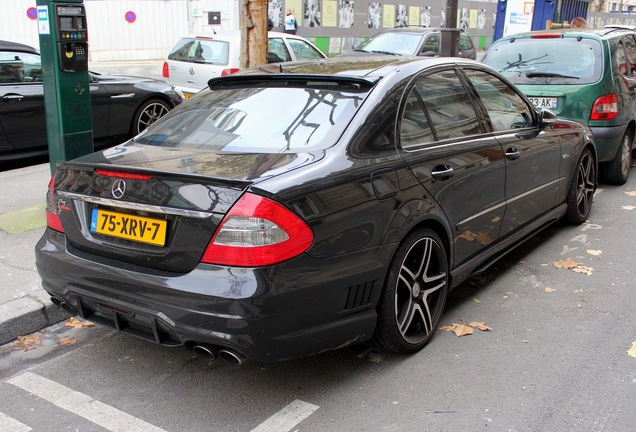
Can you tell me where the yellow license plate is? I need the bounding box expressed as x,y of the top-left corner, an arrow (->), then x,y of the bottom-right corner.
90,209 -> 167,246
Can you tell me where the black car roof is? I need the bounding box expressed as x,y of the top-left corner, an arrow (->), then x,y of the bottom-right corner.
0,40 -> 39,54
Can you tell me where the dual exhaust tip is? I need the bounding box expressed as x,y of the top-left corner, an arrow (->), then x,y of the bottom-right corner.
50,296 -> 247,366
192,344 -> 247,366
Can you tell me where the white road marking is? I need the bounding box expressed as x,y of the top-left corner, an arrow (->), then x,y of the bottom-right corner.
250,399 -> 319,432
0,411 -> 32,432
7,372 -> 167,432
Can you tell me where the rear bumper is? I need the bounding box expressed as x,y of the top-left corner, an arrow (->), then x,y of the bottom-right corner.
35,229 -> 387,362
590,125 -> 626,162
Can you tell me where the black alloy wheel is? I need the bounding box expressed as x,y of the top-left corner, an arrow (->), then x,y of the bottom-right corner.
566,148 -> 596,224
372,228 -> 448,353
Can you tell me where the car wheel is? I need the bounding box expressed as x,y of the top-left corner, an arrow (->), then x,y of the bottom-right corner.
566,148 -> 596,224
131,99 -> 171,136
372,228 -> 448,353
601,130 -> 632,185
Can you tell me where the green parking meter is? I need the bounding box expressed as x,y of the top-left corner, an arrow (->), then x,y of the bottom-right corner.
36,0 -> 93,173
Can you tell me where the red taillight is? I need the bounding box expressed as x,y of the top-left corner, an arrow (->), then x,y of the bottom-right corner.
201,193 -> 314,267
45,171 -> 64,233
95,169 -> 151,180
590,94 -> 618,121
221,68 -> 240,76
162,61 -> 169,78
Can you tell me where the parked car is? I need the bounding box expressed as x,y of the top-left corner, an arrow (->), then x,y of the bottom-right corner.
482,28 -> 636,185
0,40 -> 183,163
162,31 -> 327,98
36,55 -> 597,364
341,27 -> 477,59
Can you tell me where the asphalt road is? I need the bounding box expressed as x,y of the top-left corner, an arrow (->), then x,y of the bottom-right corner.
0,166 -> 635,431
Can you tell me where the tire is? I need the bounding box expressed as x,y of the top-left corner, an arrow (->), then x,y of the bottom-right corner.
601,130 -> 632,185
565,148 -> 596,224
130,99 -> 171,136
372,228 -> 448,353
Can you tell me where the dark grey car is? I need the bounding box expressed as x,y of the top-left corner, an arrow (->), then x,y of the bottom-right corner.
36,56 -> 596,363
341,27 -> 477,59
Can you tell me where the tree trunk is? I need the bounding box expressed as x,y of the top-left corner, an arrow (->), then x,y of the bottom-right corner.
240,0 -> 268,69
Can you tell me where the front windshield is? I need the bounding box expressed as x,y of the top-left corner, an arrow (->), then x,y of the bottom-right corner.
134,83 -> 368,153
483,37 -> 602,85
356,32 -> 422,56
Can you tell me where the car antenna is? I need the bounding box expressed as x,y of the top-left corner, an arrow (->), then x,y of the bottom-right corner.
279,64 -> 284,73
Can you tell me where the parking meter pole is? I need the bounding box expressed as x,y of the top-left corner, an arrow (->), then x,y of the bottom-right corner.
440,0 -> 459,57
36,0 -> 93,174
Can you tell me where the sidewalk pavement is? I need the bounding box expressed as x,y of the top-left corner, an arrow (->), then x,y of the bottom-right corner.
0,163 -> 70,346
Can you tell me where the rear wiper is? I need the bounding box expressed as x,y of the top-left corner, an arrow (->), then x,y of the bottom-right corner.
526,72 -> 579,79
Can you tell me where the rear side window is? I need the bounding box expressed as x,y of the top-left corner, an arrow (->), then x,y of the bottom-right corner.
484,37 -> 602,85
459,34 -> 473,51
168,38 -> 230,66
134,79 -> 370,153
400,69 -> 481,147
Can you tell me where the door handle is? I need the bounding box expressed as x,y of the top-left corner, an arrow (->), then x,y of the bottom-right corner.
506,148 -> 520,160
431,165 -> 454,181
2,94 -> 24,102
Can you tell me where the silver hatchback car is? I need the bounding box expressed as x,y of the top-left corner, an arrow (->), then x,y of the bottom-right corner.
162,31 -> 327,99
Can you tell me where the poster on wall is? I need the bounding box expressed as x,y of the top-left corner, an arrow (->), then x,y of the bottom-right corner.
382,4 -> 394,28
339,0 -> 354,28
323,0 -> 338,27
304,0 -> 322,27
420,6 -> 431,27
287,0 -> 303,28
396,5 -> 408,27
409,6 -> 419,26
503,0 -> 535,37
368,3 -> 381,28
269,0 -> 283,28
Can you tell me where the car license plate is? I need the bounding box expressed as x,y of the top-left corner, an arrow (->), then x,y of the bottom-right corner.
90,209 -> 167,246
528,97 -> 557,109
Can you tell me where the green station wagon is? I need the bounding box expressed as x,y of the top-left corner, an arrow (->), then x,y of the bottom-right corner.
482,28 -> 636,184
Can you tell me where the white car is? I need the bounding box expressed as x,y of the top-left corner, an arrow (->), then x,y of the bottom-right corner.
162,31 -> 327,98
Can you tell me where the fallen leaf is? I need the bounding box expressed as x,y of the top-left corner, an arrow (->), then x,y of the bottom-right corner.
571,266 -> 593,276
475,231 -> 493,246
468,322 -> 492,331
622,205 -> 636,210
11,334 -> 42,351
545,287 -> 557,293
64,317 -> 95,329
628,342 -> 636,358
473,299 -> 481,304
586,250 -> 602,256
58,337 -> 77,346
554,258 -> 581,269
625,191 -> 636,196
440,323 -> 473,336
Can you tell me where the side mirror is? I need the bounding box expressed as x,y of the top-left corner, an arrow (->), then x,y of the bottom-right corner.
539,108 -> 557,127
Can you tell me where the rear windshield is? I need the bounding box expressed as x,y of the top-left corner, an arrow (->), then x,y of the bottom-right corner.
483,37 -> 602,85
134,81 -> 370,153
167,38 -> 230,66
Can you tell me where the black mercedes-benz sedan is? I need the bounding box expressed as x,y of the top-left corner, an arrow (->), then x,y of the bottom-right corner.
0,40 -> 183,163
35,55 -> 597,364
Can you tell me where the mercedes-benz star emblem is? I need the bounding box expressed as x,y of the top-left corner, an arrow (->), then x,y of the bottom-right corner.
111,179 -> 126,199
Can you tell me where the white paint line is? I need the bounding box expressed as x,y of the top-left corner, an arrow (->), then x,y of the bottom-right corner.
7,372 -> 167,432
250,399 -> 319,432
0,411 -> 32,432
